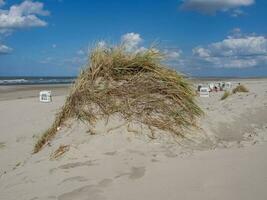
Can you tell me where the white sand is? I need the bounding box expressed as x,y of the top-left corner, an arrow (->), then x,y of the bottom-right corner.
0,79 -> 267,200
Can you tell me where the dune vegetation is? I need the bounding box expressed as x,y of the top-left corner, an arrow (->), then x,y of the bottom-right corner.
221,91 -> 231,100
232,84 -> 249,94
34,44 -> 203,153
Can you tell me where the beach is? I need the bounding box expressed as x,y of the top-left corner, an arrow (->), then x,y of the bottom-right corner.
0,84 -> 70,101
0,79 -> 267,200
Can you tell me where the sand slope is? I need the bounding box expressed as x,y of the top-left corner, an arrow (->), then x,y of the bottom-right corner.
0,79 -> 267,200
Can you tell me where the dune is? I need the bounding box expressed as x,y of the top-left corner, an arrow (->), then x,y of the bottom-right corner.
34,45 -> 202,153
0,46 -> 267,199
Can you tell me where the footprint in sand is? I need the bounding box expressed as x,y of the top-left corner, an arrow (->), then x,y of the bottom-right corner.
57,185 -> 105,200
103,151 -> 117,156
115,166 -> 146,180
59,176 -> 88,185
49,160 -> 98,174
164,151 -> 178,158
29,197 -> 38,200
58,160 -> 97,170
58,178 -> 112,200
98,178 -> 113,187
129,167 -> 146,179
127,149 -> 146,156
16,136 -> 27,143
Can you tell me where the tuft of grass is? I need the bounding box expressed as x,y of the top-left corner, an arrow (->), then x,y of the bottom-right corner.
0,142 -> 6,149
221,91 -> 231,100
34,43 -> 203,153
232,84 -> 249,94
50,145 -> 70,160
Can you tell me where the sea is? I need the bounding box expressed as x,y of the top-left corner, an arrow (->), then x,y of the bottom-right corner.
1,76 -> 265,86
0,77 -> 76,85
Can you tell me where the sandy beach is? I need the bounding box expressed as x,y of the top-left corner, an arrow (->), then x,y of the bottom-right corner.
0,84 -> 70,101
0,79 -> 267,200
1,0 -> 267,199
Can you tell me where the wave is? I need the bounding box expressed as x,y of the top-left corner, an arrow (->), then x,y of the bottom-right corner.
0,77 -> 75,85
0,79 -> 28,84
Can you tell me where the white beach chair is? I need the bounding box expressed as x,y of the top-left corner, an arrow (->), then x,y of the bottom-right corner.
225,82 -> 232,90
197,84 -> 203,92
199,87 -> 210,97
209,83 -> 214,92
39,91 -> 52,102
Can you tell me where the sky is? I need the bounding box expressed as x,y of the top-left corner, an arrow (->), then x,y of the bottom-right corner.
0,0 -> 267,77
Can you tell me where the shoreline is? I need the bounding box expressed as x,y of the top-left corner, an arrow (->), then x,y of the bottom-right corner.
1,77 -> 267,101
0,84 -> 71,101
0,78 -> 267,199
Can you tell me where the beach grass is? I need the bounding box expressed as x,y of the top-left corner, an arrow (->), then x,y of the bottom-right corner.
0,142 -> 6,149
34,44 -> 203,153
221,91 -> 231,100
50,145 -> 70,160
232,84 -> 249,94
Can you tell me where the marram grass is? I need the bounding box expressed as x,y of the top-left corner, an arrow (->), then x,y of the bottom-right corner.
221,91 -> 231,100
232,84 -> 249,94
34,44 -> 203,153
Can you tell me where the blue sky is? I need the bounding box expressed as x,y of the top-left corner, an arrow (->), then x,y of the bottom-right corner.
0,0 -> 267,77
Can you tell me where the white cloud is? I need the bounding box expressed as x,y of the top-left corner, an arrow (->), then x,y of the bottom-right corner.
0,0 -> 5,7
0,0 -> 49,30
97,40 -> 107,49
120,33 -> 183,62
77,49 -> 85,55
40,55 -> 87,66
164,49 -> 182,60
192,34 -> 267,68
192,47 -> 210,57
64,56 -> 87,65
121,32 -> 143,51
181,0 -> 254,15
231,8 -> 245,17
205,36 -> 266,57
0,28 -> 12,35
0,43 -> 12,54
0,1 -> 49,55
229,27 -> 242,38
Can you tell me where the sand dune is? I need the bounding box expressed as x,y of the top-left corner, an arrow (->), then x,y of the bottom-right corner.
0,79 -> 267,200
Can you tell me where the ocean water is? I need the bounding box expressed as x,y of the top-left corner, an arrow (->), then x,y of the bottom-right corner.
0,77 -> 76,85
1,76 -> 265,86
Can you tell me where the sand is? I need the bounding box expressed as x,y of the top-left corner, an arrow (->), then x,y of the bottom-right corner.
0,84 -> 70,101
0,79 -> 267,200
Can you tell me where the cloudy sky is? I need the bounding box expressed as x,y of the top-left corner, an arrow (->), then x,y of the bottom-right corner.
0,0 -> 267,77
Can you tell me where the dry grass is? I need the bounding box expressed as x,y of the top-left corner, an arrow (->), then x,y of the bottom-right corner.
50,145 -> 70,159
0,142 -> 5,149
34,44 -> 203,153
221,91 -> 231,100
232,84 -> 249,94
